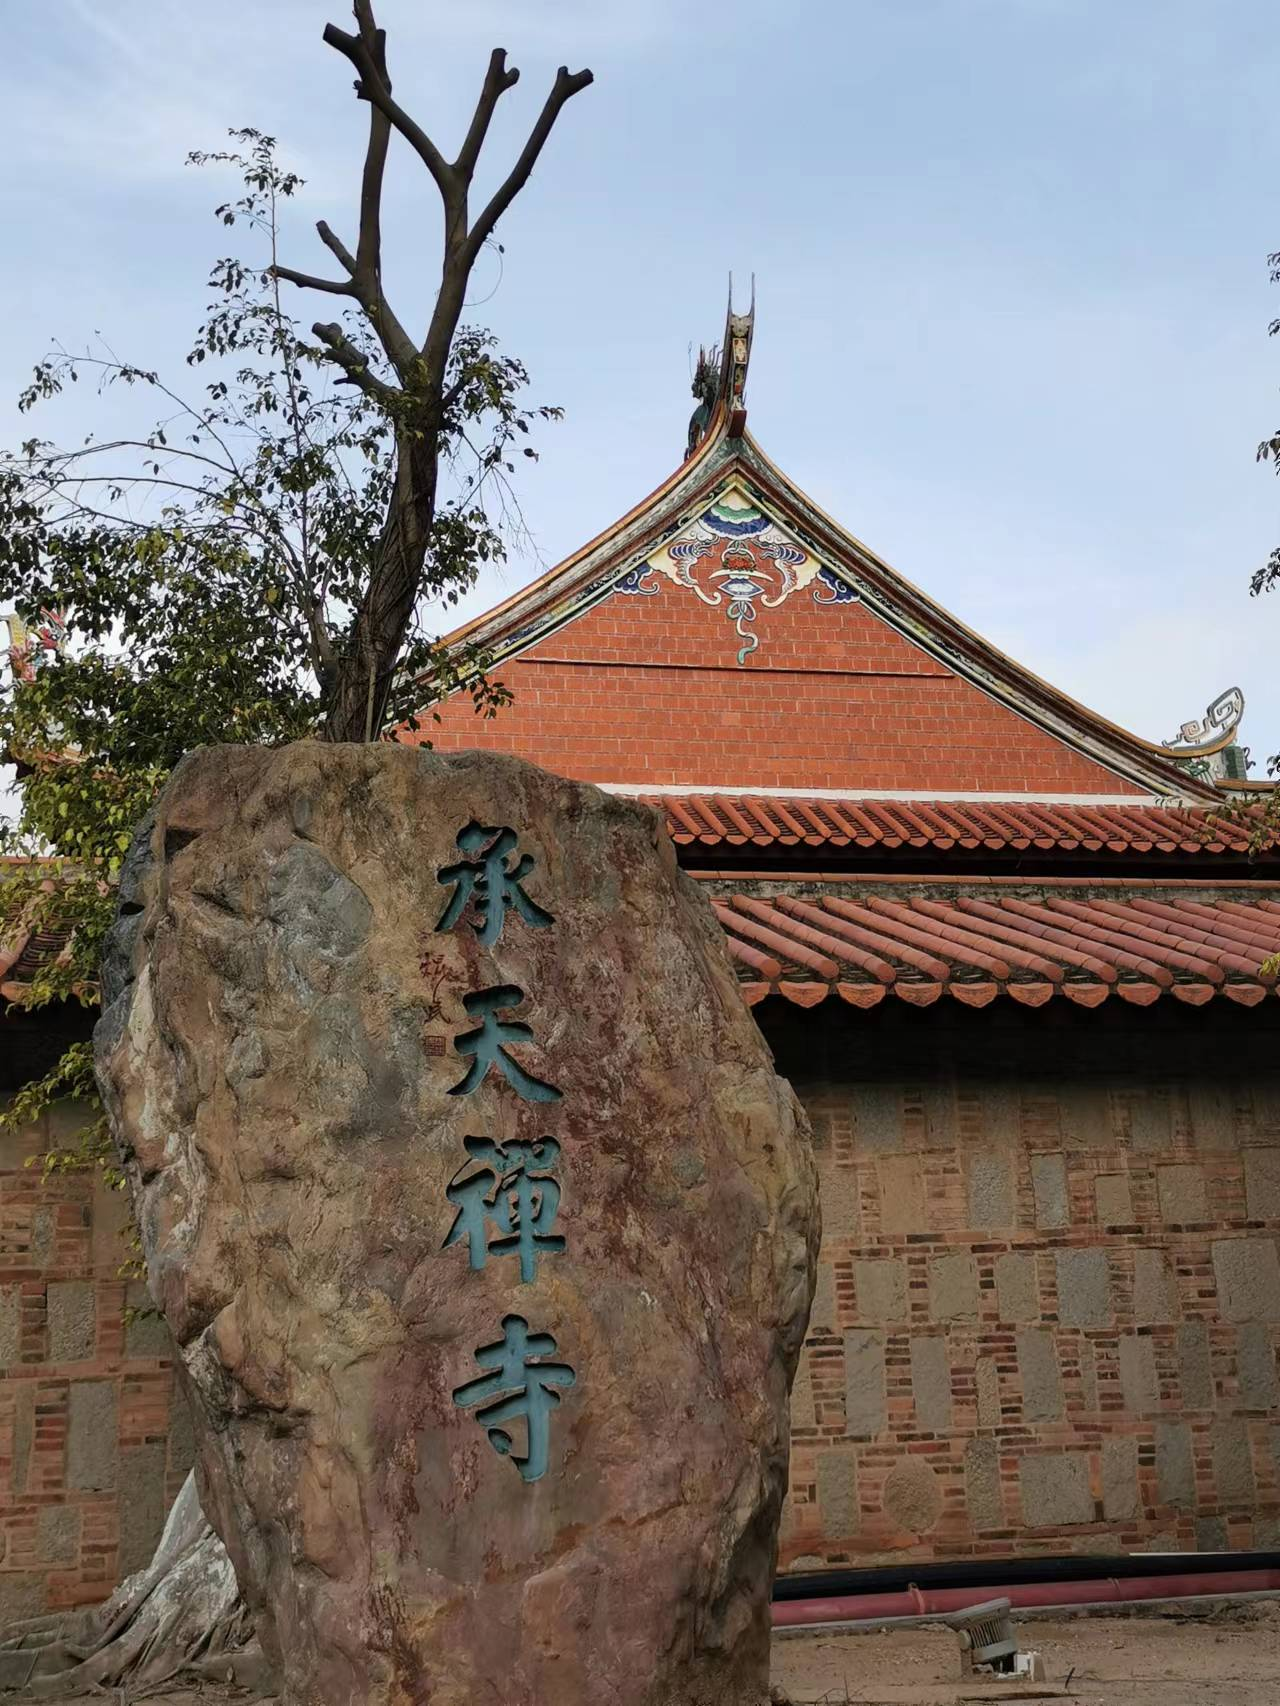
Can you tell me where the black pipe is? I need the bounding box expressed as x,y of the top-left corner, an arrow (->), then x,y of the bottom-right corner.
772,1548 -> 1280,1602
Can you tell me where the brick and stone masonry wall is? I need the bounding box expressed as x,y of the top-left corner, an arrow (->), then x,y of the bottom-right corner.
767,999 -> 1280,1569
0,1099 -> 193,1624
5,1000 -> 1280,1610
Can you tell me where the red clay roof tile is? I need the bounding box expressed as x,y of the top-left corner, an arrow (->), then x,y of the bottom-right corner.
709,889 -> 1280,1010
641,793 -> 1266,859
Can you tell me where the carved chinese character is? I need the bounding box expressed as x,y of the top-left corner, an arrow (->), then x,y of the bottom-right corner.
448,985 -> 561,1103
453,1314 -> 576,1483
443,1136 -> 564,1284
436,822 -> 553,948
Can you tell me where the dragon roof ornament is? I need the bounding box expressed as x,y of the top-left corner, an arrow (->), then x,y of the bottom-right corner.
686,278 -> 754,459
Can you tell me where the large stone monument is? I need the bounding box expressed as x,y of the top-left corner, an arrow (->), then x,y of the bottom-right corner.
95,743 -> 818,1706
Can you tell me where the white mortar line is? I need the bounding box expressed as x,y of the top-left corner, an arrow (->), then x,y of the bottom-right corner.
597,783 -> 1178,806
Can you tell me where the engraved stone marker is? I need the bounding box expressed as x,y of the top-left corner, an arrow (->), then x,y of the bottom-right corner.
96,743 -> 818,1706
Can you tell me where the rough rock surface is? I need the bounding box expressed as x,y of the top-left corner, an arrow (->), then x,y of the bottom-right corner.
95,742 -> 819,1706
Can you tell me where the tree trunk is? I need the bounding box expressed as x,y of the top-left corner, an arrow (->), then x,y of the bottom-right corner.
0,1472 -> 268,1697
323,428 -> 438,743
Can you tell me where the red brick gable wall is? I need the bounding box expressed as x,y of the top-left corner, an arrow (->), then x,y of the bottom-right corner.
422,575 -> 1145,795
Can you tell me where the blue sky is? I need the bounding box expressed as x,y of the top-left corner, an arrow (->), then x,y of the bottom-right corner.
1,0 -> 1276,771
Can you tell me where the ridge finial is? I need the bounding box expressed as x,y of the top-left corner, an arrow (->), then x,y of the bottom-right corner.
685,278 -> 755,458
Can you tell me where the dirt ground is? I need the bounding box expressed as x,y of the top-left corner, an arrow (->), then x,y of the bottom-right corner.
770,1599 -> 1280,1706
5,1601 -> 1279,1705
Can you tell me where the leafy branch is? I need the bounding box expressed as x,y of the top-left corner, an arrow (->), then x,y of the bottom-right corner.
2,2 -> 590,1194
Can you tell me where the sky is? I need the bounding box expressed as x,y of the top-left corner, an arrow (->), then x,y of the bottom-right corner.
0,0 -> 1276,773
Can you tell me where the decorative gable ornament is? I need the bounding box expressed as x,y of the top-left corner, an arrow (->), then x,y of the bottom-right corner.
617,485 -> 856,663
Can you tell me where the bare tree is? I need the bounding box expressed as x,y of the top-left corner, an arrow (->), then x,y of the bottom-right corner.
275,0 -> 591,741
0,6 -> 590,1692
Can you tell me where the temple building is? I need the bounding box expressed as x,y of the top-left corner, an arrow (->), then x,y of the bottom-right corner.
2,299 -> 1280,1614
421,298 -> 1280,1568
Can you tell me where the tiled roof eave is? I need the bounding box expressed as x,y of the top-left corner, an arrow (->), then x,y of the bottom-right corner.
7,870 -> 1280,1021
716,888 -> 1280,1011
738,975 -> 1273,1011
644,793 -> 1268,859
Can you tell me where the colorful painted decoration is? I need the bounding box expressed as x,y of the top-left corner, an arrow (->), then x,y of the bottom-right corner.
614,566 -> 660,597
621,486 -> 843,664
814,565 -> 860,605
4,608 -> 68,685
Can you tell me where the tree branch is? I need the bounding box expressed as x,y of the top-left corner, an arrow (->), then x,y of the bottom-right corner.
322,15 -> 455,203
36,352 -> 251,497
22,436 -> 240,483
309,4 -> 592,744
454,49 -> 520,179
349,20 -> 420,379
414,58 -> 592,392
465,65 -> 593,264
439,373 -> 470,416
306,599 -> 336,679
352,18 -> 391,288
272,265 -> 356,298
316,221 -> 358,274
310,322 -> 397,402
290,11 -> 421,383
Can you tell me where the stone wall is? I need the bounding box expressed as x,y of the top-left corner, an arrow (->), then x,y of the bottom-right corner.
5,998 -> 1280,1610
0,1096 -> 192,1623
770,998 -> 1280,1567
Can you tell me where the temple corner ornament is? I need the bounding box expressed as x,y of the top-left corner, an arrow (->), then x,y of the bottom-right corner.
1161,687 -> 1248,782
